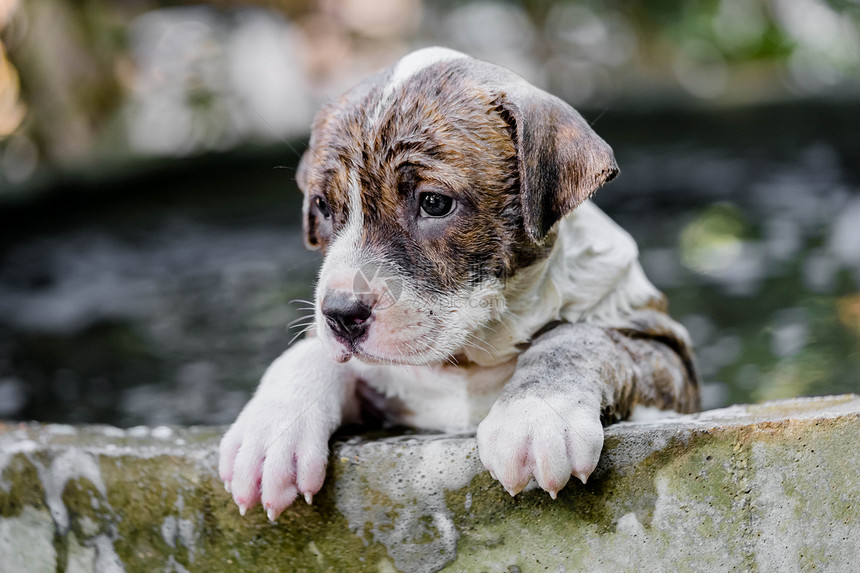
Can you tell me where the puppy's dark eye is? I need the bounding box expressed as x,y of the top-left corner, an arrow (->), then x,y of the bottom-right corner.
314,196 -> 331,219
419,192 -> 456,218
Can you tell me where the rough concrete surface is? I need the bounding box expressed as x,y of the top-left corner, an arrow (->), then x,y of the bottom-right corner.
1,395 -> 859,572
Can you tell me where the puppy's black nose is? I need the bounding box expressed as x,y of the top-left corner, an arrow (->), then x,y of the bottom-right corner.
322,293 -> 372,344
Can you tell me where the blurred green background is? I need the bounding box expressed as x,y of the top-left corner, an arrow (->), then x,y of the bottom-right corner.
0,0 -> 858,426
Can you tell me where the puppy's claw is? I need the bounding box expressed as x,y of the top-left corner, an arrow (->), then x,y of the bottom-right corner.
503,482 -> 524,497
489,470 -> 497,480
224,481 -> 231,494
549,490 -> 558,500
575,471 -> 589,485
304,492 -> 313,505
266,507 -> 277,522
238,504 -> 247,517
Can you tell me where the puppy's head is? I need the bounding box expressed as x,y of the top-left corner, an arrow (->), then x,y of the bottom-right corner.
297,47 -> 618,365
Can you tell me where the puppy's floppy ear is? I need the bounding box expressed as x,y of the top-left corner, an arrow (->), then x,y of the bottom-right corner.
297,149 -> 323,251
499,88 -> 618,242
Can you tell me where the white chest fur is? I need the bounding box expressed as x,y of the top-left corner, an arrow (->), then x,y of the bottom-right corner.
350,358 -> 518,432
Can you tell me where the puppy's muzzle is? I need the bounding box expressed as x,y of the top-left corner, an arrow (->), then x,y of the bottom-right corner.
322,291 -> 373,345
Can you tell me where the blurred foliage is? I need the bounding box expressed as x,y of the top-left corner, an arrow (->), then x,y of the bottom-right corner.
1,0 -> 859,182
680,203 -> 750,276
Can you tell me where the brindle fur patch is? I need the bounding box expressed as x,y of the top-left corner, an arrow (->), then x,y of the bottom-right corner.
500,313 -> 699,428
296,59 -> 611,291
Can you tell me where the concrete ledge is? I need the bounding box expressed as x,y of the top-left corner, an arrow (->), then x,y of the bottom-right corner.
2,395 -> 859,572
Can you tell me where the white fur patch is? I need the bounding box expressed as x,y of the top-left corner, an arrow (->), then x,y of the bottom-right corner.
342,170 -> 363,254
351,358 -> 517,432
369,47 -> 467,126
315,171 -> 365,347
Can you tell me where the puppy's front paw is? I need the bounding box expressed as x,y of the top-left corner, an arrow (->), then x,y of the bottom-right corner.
476,396 -> 604,498
218,398 -> 331,521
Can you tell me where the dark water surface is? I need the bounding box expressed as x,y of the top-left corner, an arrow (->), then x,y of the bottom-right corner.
1,103 -> 858,426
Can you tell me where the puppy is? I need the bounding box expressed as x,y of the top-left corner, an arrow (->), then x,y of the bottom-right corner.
219,47 -> 699,521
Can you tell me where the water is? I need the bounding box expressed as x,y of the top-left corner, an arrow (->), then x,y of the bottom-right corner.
1,103 -> 858,426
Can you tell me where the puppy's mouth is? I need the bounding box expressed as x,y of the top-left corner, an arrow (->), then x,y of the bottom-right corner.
325,329 -> 368,364
344,349 -> 392,365
326,329 -> 440,366
326,337 -> 389,365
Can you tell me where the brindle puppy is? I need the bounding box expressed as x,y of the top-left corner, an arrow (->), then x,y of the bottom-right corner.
219,47 -> 699,520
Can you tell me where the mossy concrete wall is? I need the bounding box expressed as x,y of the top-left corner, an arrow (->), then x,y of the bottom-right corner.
1,395 -> 859,572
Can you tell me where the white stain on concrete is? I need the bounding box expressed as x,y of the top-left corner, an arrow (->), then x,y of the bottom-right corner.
0,506 -> 57,572
334,435 -> 480,573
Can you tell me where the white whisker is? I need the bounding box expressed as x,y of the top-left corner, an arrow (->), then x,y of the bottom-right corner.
289,324 -> 315,344
288,314 -> 316,327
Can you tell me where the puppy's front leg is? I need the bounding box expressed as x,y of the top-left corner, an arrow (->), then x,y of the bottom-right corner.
477,320 -> 695,498
218,337 -> 359,520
